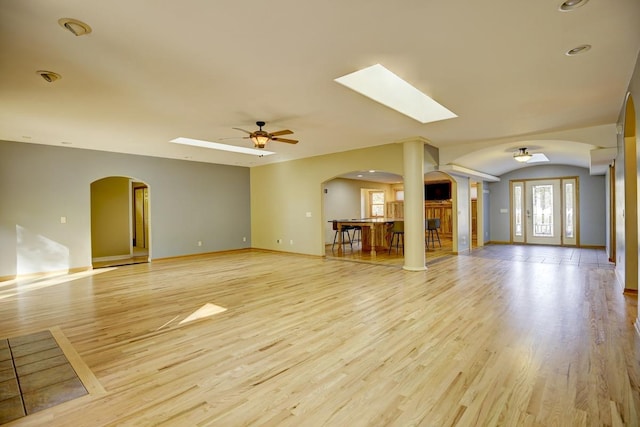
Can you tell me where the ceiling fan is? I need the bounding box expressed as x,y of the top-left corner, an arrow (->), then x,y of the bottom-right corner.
233,121 -> 298,149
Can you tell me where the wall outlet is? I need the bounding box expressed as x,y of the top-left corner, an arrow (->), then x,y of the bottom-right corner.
305,212 -> 312,217
289,240 -> 294,245
197,240 -> 202,246
276,239 -> 282,244
60,216 -> 67,224
242,237 -> 246,242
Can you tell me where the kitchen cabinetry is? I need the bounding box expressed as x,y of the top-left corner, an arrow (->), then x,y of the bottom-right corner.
424,201 -> 452,235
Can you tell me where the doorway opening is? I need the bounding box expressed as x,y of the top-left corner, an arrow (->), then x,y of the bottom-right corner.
511,177 -> 578,245
91,177 -> 150,268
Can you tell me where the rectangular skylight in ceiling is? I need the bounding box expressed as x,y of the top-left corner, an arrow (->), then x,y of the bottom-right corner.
527,153 -> 549,163
334,64 -> 457,124
170,137 -> 275,156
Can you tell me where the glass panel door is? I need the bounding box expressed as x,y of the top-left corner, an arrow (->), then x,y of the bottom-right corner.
525,179 -> 561,245
511,178 -> 578,246
562,178 -> 577,245
511,181 -> 524,243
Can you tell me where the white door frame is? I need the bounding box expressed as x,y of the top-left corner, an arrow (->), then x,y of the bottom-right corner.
511,177 -> 578,246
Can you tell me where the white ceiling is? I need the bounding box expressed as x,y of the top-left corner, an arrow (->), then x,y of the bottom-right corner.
1,1 -> 639,177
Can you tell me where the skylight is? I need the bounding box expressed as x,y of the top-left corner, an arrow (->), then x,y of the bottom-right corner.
334,64 -> 457,124
527,153 -> 549,163
170,137 -> 275,156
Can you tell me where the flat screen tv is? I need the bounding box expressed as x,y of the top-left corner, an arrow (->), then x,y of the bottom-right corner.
425,182 -> 451,201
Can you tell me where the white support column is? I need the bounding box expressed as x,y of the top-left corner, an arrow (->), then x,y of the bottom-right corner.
403,139 -> 426,271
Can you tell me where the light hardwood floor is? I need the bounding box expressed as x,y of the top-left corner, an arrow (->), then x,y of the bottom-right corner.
0,246 -> 638,426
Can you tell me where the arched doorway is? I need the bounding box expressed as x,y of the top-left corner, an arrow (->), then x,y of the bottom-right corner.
322,169 -> 460,265
90,176 -> 150,268
322,170 -> 404,265
424,171 -> 455,259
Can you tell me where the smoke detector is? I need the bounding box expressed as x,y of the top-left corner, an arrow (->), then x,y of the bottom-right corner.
58,18 -> 92,36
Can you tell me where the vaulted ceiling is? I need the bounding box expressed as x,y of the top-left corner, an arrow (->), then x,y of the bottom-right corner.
1,1 -> 639,177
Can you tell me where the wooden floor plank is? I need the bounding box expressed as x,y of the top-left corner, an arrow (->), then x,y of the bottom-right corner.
0,246 -> 637,426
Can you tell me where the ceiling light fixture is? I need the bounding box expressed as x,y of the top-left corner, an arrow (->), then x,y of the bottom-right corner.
36,70 -> 61,83
513,148 -> 532,163
559,0 -> 588,11
565,44 -> 591,56
250,132 -> 271,149
334,64 -> 457,124
58,18 -> 92,36
170,137 -> 275,156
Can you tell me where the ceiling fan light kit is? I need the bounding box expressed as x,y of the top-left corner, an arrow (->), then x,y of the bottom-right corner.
513,148 -> 532,163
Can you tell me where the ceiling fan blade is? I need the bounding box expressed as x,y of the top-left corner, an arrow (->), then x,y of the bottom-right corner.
269,129 -> 293,137
218,136 -> 249,140
272,137 -> 298,144
232,127 -> 253,135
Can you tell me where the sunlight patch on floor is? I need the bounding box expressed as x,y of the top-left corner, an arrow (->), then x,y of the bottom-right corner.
179,303 -> 227,325
0,268 -> 116,300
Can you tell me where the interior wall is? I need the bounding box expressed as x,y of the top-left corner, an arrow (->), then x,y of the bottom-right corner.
0,140 -> 251,278
451,175 -> 471,253
616,49 -> 640,292
90,177 -> 131,259
487,165 -> 606,246
482,182 -> 491,243
251,143 -> 404,256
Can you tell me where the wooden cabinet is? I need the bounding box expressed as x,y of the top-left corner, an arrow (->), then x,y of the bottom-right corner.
386,201 -> 404,218
425,201 -> 452,235
471,199 -> 477,237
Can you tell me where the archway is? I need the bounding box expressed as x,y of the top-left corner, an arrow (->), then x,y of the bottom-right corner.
424,171 -> 457,258
90,176 -> 150,268
322,170 -> 404,265
321,169 -> 462,265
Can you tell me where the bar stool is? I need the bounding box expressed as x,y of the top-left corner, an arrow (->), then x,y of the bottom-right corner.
426,218 -> 441,248
331,220 -> 353,253
350,222 -> 362,245
388,221 -> 404,254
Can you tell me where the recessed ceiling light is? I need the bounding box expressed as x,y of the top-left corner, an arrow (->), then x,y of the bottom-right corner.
357,174 -> 364,178
58,18 -> 92,36
334,64 -> 457,124
565,44 -> 591,56
170,137 -> 275,156
369,170 -> 376,173
559,0 -> 588,11
36,70 -> 61,83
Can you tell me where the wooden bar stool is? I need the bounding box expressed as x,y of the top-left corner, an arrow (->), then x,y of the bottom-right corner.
331,221 -> 353,253
388,221 -> 404,254
426,218 -> 441,248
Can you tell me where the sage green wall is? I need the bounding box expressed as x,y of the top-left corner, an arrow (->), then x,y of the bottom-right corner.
0,140 -> 251,278
251,144 -> 404,256
90,177 -> 131,259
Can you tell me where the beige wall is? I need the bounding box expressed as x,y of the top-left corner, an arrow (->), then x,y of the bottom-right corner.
251,143 -> 403,256
91,177 -> 131,259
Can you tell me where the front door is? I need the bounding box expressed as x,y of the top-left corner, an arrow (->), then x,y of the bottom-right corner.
511,178 -> 578,245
